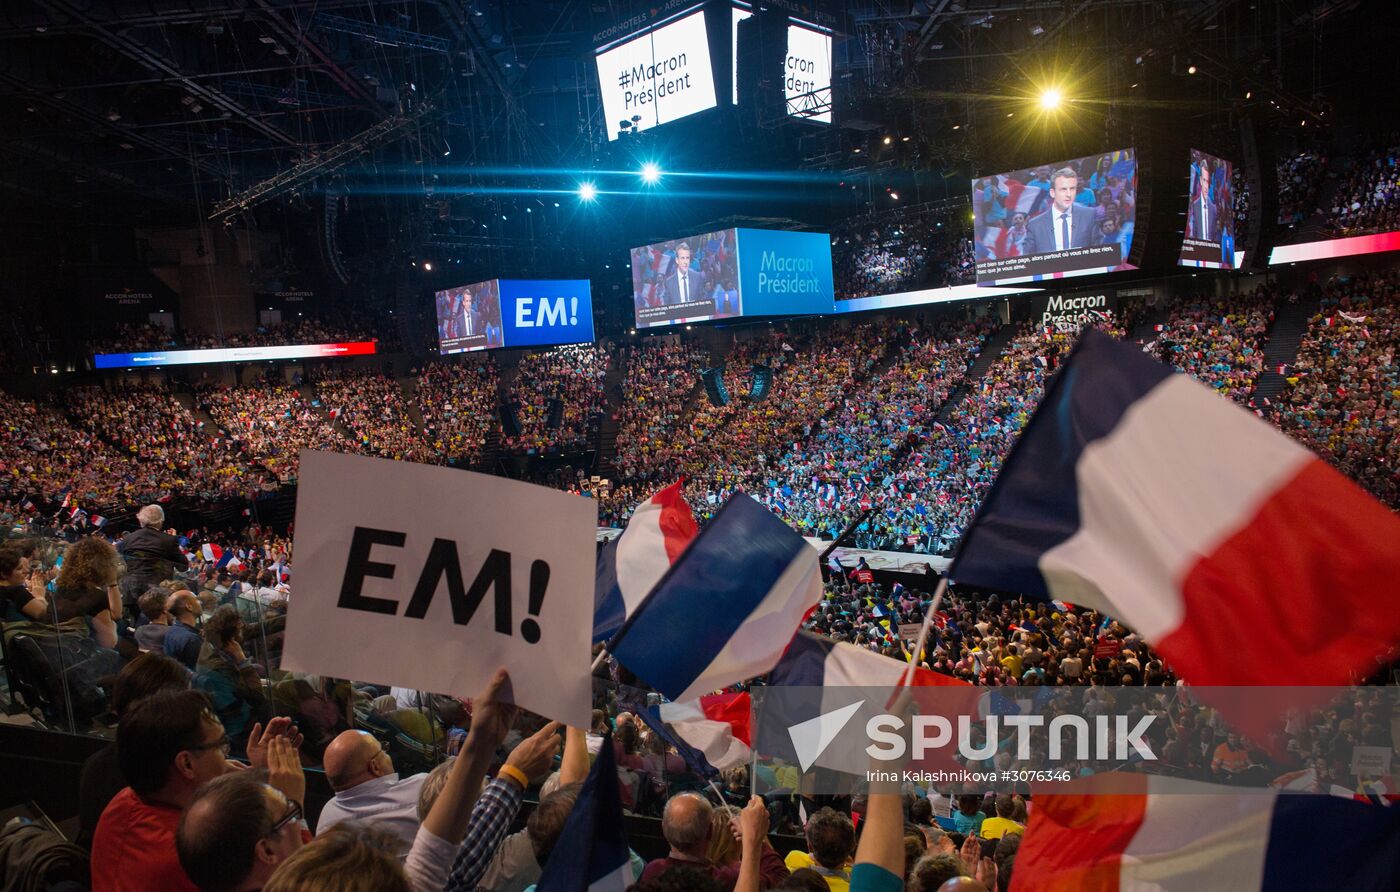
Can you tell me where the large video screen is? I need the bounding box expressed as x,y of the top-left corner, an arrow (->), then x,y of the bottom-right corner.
595,8 -> 717,140
1179,149 -> 1237,269
731,4 -> 833,123
973,148 -> 1137,285
93,341 -> 376,369
632,228 -> 741,329
631,228 -> 833,329
436,280 -> 504,355
436,279 -> 594,355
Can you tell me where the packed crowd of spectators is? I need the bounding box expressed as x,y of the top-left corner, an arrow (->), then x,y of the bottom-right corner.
1271,269 -> 1399,508
1147,290 -> 1276,403
196,379 -> 350,483
312,369 -> 432,464
613,338 -> 710,480
0,390 -> 152,508
857,321 -> 1123,554
414,359 -> 500,466
504,345 -> 609,455
677,323 -> 893,521
755,319 -> 988,542
1277,146 -> 1329,226
1324,133 -> 1400,236
66,384 -> 267,499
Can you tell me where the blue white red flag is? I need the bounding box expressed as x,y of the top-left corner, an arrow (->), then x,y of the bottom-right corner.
1015,775 -> 1400,891
593,481 -> 697,643
950,329 -> 1400,737
609,494 -> 821,701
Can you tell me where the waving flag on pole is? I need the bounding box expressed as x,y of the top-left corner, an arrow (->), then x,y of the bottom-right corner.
609,494 -> 822,701
1012,775 -> 1400,892
535,733 -> 633,892
593,481 -> 698,643
949,329 -> 1400,739
646,691 -> 752,775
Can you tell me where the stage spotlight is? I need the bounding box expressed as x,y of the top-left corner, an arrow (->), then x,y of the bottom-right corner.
640,162 -> 662,183
882,135 -> 892,145
1039,87 -> 1063,110
1187,64 -> 1198,75
578,181 -> 598,202
890,192 -> 899,201
423,261 -> 432,271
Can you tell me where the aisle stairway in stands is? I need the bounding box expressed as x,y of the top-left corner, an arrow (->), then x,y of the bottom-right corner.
299,383 -> 352,439
593,346 -> 627,477
935,322 -> 1014,422
1126,304 -> 1171,347
1249,290 -> 1323,404
172,391 -> 221,433
396,377 -> 426,431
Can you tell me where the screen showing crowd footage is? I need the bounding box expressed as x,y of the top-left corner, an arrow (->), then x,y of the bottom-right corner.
1179,149 -> 1237,269
972,148 -> 1138,285
436,280 -> 504,355
631,228 -> 741,329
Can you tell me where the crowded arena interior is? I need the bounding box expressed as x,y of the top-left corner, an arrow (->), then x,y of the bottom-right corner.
2,1 -> 1400,890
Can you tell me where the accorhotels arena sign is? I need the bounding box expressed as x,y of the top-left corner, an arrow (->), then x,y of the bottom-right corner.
592,0 -> 697,46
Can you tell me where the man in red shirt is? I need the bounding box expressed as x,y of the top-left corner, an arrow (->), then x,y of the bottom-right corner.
91,690 -> 240,892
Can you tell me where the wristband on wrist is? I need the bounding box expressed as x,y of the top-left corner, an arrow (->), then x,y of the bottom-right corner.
498,764 -> 529,789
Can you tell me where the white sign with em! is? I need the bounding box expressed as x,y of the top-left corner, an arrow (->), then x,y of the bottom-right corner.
282,450 -> 596,727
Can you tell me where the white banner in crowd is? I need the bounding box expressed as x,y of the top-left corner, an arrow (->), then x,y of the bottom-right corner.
282,450 -> 596,727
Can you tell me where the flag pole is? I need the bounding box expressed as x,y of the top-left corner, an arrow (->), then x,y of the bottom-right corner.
899,576 -> 948,688
706,779 -> 728,805
591,647 -> 609,672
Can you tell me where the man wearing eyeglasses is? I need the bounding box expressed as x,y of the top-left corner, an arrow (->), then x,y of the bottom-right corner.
317,729 -> 427,848
91,690 -> 303,892
177,736 -> 308,892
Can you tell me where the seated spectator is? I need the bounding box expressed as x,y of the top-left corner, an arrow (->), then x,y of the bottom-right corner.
194,605 -> 266,753
265,823 -> 411,892
90,690 -> 235,891
950,794 -> 986,836
977,795 -> 1025,840
134,586 -> 173,652
0,541 -> 49,621
318,730 -> 428,846
77,653 -> 191,848
176,738 -> 307,892
639,792 -> 789,888
783,807 -> 856,888
51,536 -> 123,651
164,590 -> 205,670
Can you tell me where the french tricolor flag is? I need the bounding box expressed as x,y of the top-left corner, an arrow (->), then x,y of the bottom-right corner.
764,632 -> 973,772
653,691 -> 752,773
592,481 -> 697,643
609,494 -> 822,702
1013,776 -> 1400,891
770,630 -> 964,690
950,330 -> 1400,736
